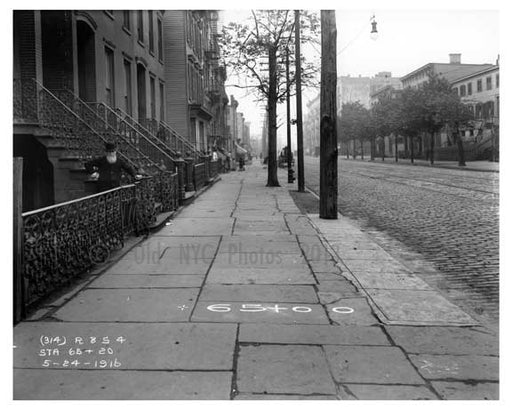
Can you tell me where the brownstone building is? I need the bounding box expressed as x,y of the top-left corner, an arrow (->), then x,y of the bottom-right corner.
162,10 -> 228,153
13,10 -> 170,210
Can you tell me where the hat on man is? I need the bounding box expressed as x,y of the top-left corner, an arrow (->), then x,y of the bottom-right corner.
105,141 -> 117,152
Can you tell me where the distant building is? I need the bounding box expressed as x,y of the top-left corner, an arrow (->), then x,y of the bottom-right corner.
400,53 -> 494,89
336,71 -> 402,113
304,94 -> 320,156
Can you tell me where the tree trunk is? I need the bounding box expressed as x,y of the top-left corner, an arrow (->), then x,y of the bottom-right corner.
430,132 -> 435,165
346,142 -> 349,159
382,138 -> 385,161
352,140 -> 356,159
410,136 -> 414,164
370,138 -> 375,161
455,132 -> 466,166
395,134 -> 398,162
319,9 -> 337,219
360,140 -> 364,160
266,44 -> 280,187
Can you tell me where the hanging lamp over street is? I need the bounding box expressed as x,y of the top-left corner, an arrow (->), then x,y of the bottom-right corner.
370,15 -> 378,40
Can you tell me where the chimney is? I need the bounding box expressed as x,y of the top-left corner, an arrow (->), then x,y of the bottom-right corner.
449,53 -> 461,64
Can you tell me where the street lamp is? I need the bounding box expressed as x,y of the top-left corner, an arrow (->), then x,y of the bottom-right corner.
370,15 -> 378,41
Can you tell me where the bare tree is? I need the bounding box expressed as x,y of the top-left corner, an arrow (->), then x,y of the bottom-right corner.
221,10 -> 319,186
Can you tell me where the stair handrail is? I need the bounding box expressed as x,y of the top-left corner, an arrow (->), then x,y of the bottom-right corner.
159,119 -> 202,157
32,79 -> 144,172
52,89 -> 176,171
87,101 -> 178,170
110,107 -> 180,159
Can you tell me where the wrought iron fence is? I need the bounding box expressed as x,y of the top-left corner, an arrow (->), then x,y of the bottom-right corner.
18,170 -> 180,317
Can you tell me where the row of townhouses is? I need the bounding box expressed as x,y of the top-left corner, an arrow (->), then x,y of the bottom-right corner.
13,10 -> 247,212
303,54 -> 500,160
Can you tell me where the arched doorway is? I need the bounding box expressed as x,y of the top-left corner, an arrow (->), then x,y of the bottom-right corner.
76,20 -> 96,102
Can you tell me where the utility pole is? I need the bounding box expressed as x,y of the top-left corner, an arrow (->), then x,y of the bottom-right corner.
319,10 -> 338,219
267,43 -> 280,186
286,48 -> 294,183
294,10 -> 304,192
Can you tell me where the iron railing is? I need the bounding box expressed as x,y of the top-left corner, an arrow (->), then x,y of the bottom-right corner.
19,170 -> 180,315
89,103 -> 179,169
50,90 -> 169,174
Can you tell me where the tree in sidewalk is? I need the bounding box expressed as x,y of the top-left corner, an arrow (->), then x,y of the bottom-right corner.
221,10 -> 319,187
413,74 -> 474,165
442,89 -> 474,167
338,101 -> 368,160
370,95 -> 400,161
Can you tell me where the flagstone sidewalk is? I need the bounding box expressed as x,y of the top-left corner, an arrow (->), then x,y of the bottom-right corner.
13,165 -> 499,400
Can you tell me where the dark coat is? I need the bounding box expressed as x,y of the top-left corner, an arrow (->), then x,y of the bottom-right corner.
85,156 -> 137,192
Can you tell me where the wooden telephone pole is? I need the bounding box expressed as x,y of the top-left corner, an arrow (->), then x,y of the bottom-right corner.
295,10 -> 305,192
286,48 -> 294,183
319,10 -> 338,219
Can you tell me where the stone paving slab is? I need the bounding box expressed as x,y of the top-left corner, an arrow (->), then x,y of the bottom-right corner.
206,266 -> 316,285
213,252 -> 306,267
354,272 -> 433,290
159,244 -> 217,261
14,322 -> 236,370
191,302 -> 329,324
315,272 -> 347,281
326,298 -> 380,326
431,381 -> 499,400
89,274 -> 204,289
236,345 -> 337,395
309,260 -> 343,273
144,236 -> 221,247
386,326 -> 499,355
328,240 -> 385,252
178,208 -> 233,218
343,384 -> 438,400
235,220 -> 289,230
367,289 -> 478,325
107,257 -> 211,275
199,285 -> 318,303
316,281 -> 360,296
239,324 -> 390,346
14,369 -> 232,399
234,393 -> 337,400
159,218 -> 234,235
409,354 -> 499,381
217,240 -> 302,255
342,259 -> 411,274
52,289 -> 199,322
324,346 -> 424,384
339,250 -> 398,261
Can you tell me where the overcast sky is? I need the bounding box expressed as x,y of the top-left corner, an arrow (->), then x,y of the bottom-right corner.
220,7 -> 500,150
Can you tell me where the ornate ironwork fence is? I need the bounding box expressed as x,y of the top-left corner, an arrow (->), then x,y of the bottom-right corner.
18,170 -> 180,319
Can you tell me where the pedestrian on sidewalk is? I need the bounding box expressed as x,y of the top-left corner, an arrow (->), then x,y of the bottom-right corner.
235,138 -> 247,171
85,141 -> 143,193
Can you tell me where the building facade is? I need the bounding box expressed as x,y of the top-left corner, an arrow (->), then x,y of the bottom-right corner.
13,10 -> 168,209
162,10 -> 228,153
400,54 -> 495,89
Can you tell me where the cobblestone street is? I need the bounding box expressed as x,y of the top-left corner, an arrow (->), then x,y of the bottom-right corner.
304,157 -> 499,326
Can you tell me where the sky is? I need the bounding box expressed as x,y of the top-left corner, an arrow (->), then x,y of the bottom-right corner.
219,6 -> 501,150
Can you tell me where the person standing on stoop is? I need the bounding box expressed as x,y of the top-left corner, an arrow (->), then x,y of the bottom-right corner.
85,141 -> 143,193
